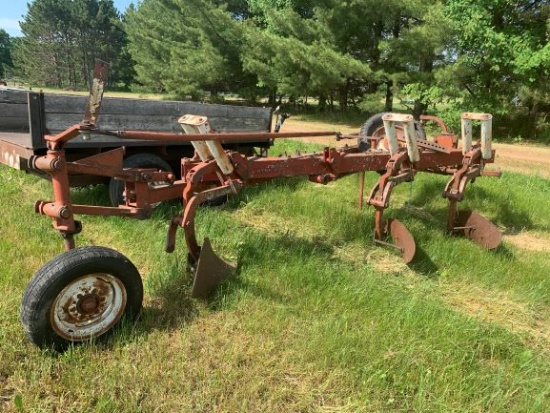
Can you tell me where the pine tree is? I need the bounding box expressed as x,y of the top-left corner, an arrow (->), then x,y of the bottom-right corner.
0,29 -> 13,79
125,0 -> 257,99
13,0 -> 133,89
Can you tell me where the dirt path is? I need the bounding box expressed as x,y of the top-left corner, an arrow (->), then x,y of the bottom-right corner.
282,118 -> 550,178
493,143 -> 550,178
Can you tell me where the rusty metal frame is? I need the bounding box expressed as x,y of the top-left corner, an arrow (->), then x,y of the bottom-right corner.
33,110 -> 500,275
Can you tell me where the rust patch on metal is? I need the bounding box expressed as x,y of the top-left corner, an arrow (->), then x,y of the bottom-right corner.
82,60 -> 108,127
58,277 -> 112,325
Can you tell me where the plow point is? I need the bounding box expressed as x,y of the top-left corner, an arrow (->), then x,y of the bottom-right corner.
387,219 -> 416,263
191,238 -> 236,298
455,210 -> 502,250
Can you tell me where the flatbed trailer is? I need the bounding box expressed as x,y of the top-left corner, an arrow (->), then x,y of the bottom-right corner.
0,87 -> 273,187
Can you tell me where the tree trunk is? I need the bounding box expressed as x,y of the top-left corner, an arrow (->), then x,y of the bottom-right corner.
268,90 -> 276,105
385,81 -> 393,112
318,94 -> 327,112
339,82 -> 349,110
413,100 -> 427,120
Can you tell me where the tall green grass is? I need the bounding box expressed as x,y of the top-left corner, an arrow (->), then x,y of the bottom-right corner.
1,142 -> 550,412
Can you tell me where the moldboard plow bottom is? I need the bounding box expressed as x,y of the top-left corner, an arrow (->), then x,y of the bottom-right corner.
191,238 -> 237,299
18,69 -> 503,350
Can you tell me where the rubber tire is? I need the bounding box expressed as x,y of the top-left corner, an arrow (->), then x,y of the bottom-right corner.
20,246 -> 143,352
358,112 -> 426,152
109,153 -> 173,207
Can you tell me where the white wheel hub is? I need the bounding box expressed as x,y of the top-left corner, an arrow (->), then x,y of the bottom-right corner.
50,273 -> 127,341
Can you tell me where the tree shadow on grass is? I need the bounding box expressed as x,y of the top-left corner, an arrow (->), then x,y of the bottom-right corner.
110,229 -> 338,342
84,221 -> 449,352
408,244 -> 439,278
223,176 -> 309,210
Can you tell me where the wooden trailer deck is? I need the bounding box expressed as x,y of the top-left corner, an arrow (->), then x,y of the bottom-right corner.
0,87 -> 273,176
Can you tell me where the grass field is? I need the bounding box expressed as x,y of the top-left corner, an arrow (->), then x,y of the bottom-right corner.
1,136 -> 550,412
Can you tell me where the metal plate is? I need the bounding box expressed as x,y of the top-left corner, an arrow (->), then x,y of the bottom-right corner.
387,218 -> 416,263
191,238 -> 236,298
455,210 -> 502,250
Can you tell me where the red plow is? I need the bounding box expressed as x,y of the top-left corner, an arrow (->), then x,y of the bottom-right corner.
19,63 -> 502,350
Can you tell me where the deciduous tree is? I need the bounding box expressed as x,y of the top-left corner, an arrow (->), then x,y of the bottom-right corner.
439,0 -> 550,136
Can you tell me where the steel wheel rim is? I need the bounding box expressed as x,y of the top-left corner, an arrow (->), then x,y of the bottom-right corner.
50,273 -> 127,341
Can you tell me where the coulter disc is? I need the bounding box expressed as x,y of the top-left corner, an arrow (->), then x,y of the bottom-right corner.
454,210 -> 502,250
387,219 -> 416,263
